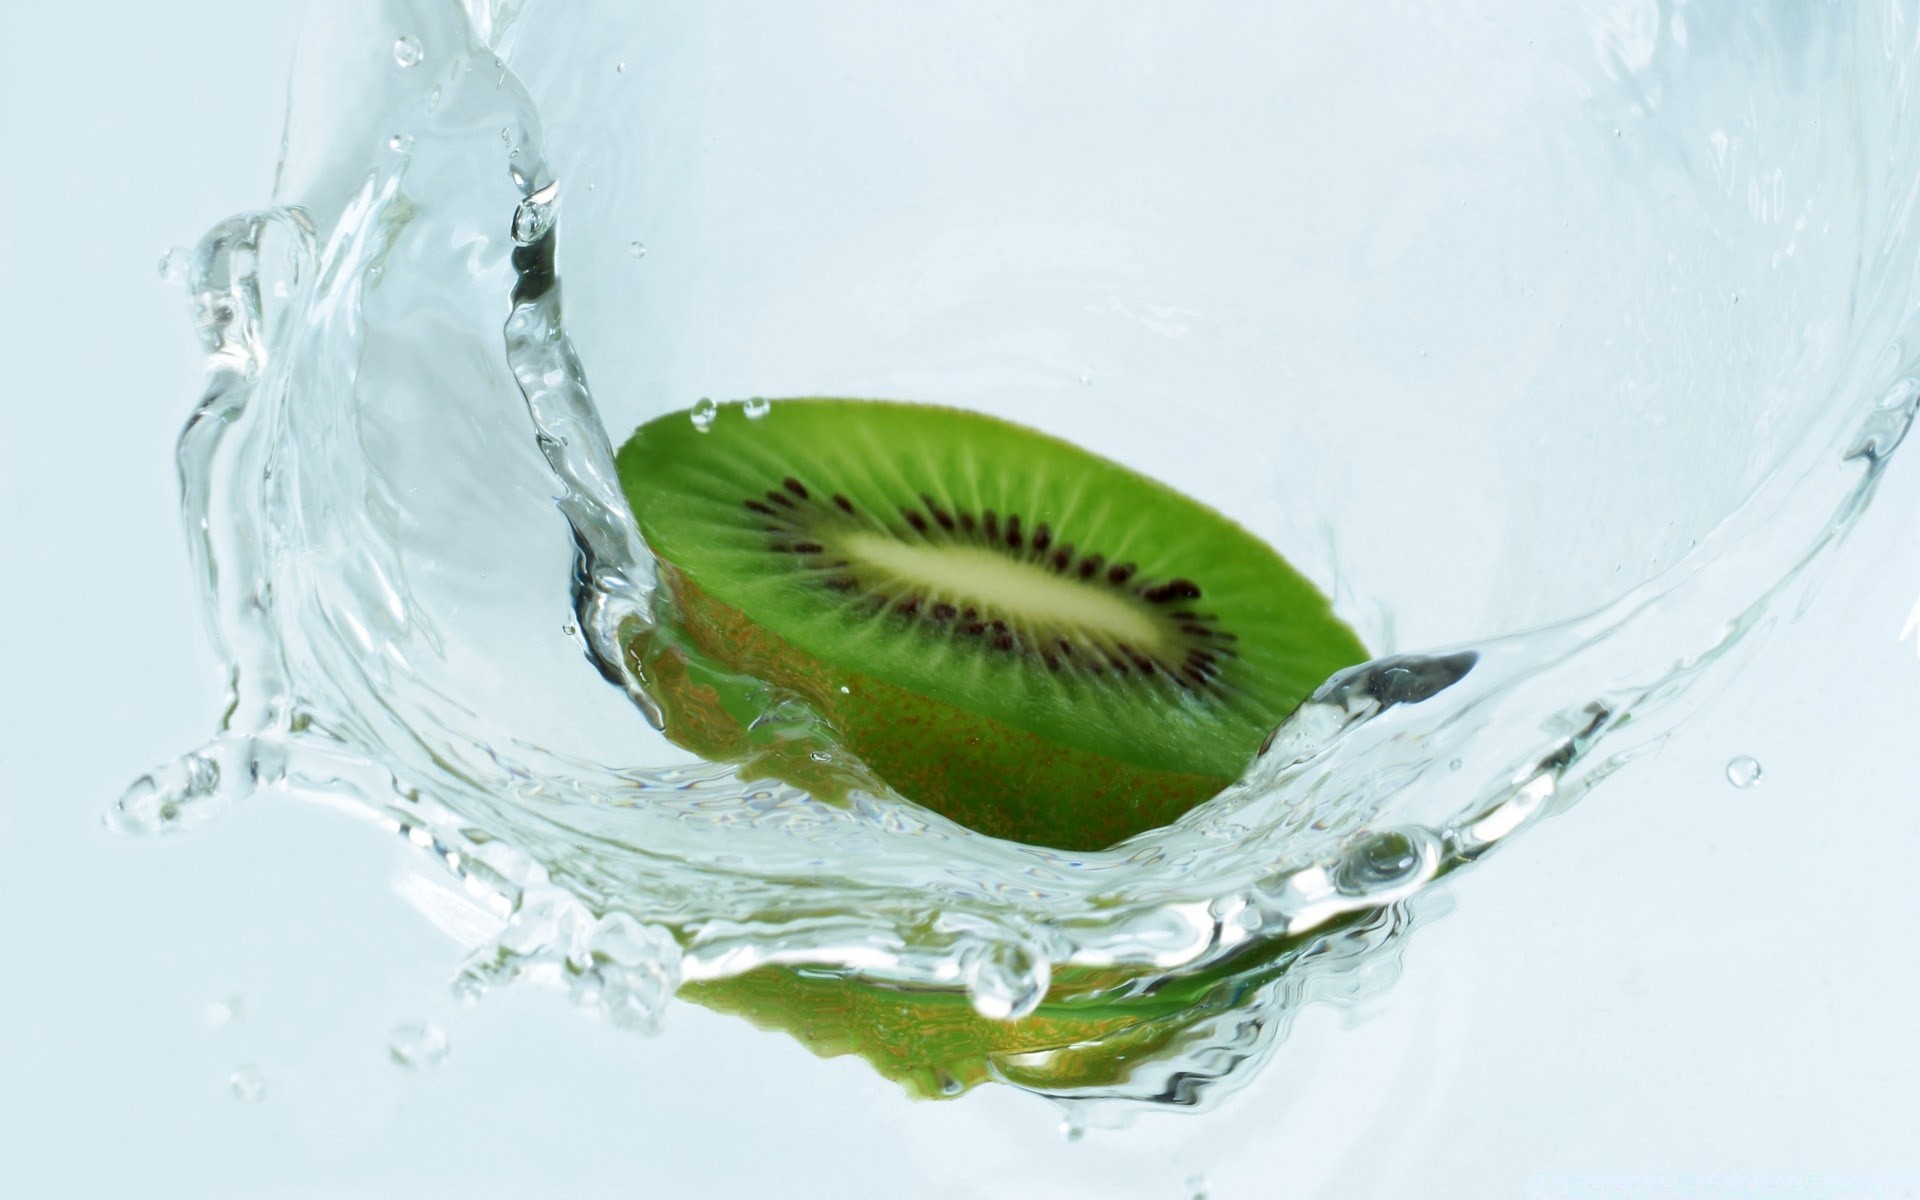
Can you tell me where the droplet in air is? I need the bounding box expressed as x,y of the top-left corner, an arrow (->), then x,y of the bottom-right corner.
387,1021 -> 451,1069
628,240 -> 647,259
203,996 -> 243,1030
1077,374 -> 1092,386
1725,755 -> 1763,789
689,398 -> 718,431
616,61 -> 628,73
389,132 -> 413,154
157,247 -> 188,286
743,396 -> 771,419
229,1064 -> 266,1102
392,35 -> 424,68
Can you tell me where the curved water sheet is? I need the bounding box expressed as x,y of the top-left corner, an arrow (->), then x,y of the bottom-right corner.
116,0 -> 1920,1117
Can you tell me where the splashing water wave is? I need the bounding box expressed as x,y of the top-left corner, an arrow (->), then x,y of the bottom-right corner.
115,0 -> 1920,1113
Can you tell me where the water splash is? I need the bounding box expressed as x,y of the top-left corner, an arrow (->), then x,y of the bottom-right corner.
119,0 -> 1920,1114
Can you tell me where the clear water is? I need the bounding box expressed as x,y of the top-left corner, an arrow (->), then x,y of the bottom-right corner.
113,0 -> 1919,1117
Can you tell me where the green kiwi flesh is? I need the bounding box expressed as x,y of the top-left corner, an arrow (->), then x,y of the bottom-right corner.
616,397 -> 1367,851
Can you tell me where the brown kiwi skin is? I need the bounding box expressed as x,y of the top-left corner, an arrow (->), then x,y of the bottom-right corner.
656,567 -> 1229,852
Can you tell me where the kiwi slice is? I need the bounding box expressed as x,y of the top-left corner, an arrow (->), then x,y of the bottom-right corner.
616,398 -> 1366,851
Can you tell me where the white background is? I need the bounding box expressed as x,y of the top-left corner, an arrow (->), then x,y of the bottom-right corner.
2,3 -> 1917,1197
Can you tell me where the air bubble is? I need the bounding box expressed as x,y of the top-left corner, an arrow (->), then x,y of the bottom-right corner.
511,182 -> 559,246
388,1021 -> 451,1069
229,1064 -> 266,1102
1725,755 -> 1763,789
1078,374 -> 1092,386
628,240 -> 647,259
157,247 -> 188,286
1059,1120 -> 1086,1142
392,35 -> 424,68
1333,829 -> 1427,894
203,996 -> 243,1030
689,398 -> 718,431
389,132 -> 413,154
743,396 -> 771,419
616,61 -> 628,73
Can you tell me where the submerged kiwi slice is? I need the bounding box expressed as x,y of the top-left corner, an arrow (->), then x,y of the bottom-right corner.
616,398 -> 1366,851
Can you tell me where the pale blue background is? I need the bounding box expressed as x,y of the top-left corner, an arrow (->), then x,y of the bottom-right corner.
2,3 -> 1917,1197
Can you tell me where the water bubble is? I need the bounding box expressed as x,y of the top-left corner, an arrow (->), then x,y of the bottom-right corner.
1078,374 -> 1093,386
392,35 -> 424,68
229,1064 -> 266,1102
1333,828 -> 1427,894
511,182 -> 559,246
1448,757 -> 1463,771
388,132 -> 413,155
689,398 -> 718,432
426,84 -> 442,112
157,247 -> 188,286
616,61 -> 628,73
1059,1120 -> 1086,1142
387,1021 -> 451,1069
743,396 -> 771,419
1725,755 -> 1763,789
628,240 -> 647,259
963,940 -> 1050,1021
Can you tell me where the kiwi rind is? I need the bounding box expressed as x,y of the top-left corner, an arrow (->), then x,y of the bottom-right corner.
617,397 -> 1368,852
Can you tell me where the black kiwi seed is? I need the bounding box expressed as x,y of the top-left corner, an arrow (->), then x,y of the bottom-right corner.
783,477 -> 810,499
931,602 -> 957,620
1033,522 -> 1052,552
982,509 -> 999,540
1144,579 -> 1202,604
745,499 -> 777,516
766,489 -> 796,509
1077,554 -> 1103,580
903,509 -> 929,532
959,511 -> 976,533
833,492 -> 856,514
1107,562 -> 1136,585
1005,514 -> 1022,548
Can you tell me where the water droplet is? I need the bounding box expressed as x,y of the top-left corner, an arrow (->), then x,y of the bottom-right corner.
1077,374 -> 1092,386
561,621 -> 579,637
203,996 -> 243,1030
689,398 -> 718,431
229,1064 -> 266,1102
388,132 -> 413,154
1612,127 -> 1622,138
157,247 -> 188,286
743,396 -> 771,419
1725,755 -> 1763,789
615,61 -> 628,74
1059,1120 -> 1086,1142
392,35 -> 424,69
511,182 -> 559,246
426,84 -> 442,112
1186,1172 -> 1210,1200
387,1021 -> 451,1069
628,240 -> 647,259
